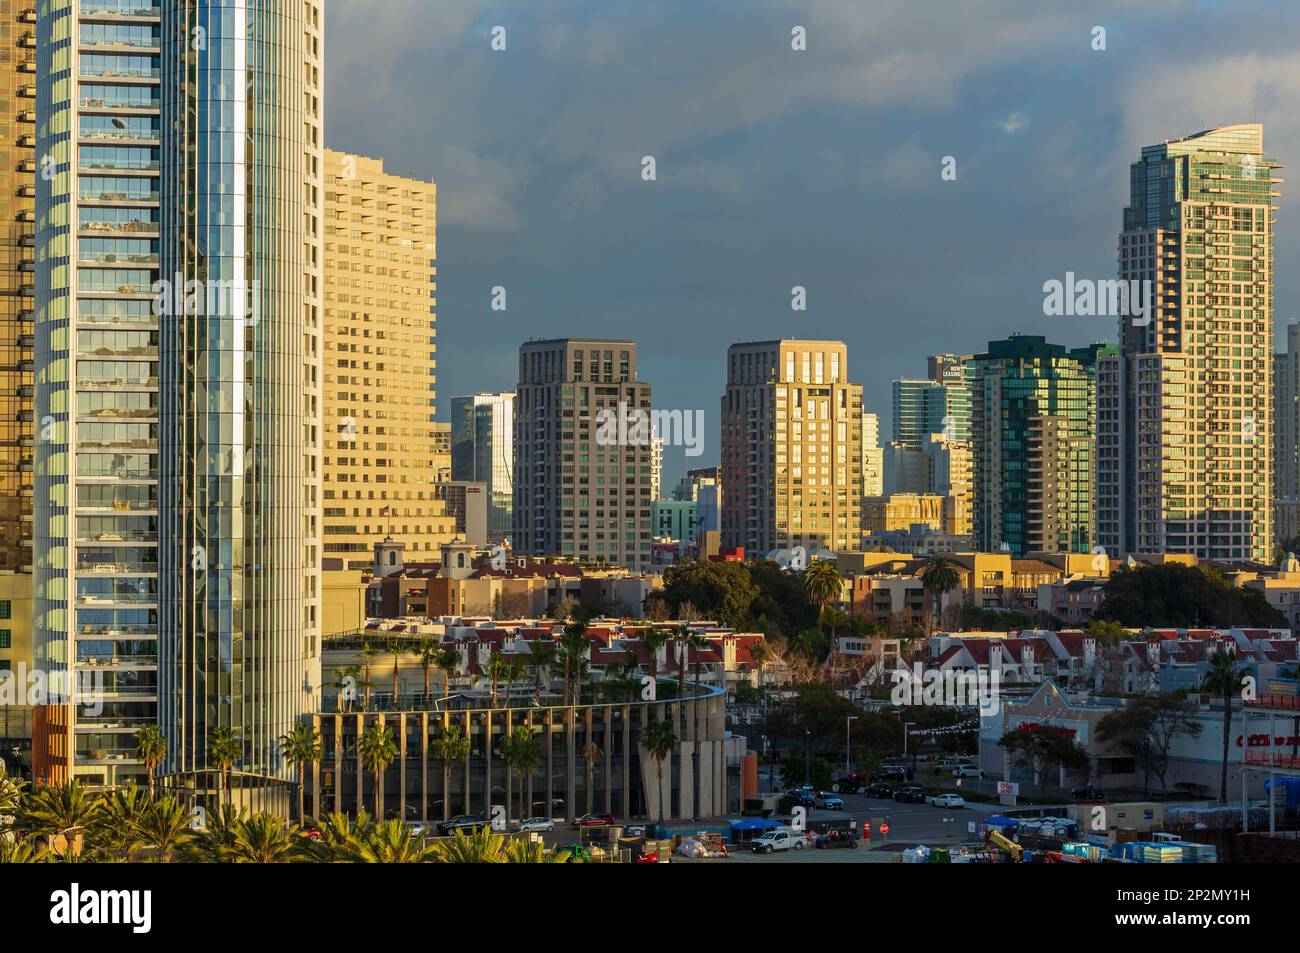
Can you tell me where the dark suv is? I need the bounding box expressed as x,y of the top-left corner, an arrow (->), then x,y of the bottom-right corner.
893,786 -> 926,804
437,814 -> 490,836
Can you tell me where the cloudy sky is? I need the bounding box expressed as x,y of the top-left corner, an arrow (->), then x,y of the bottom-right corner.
326,0 -> 1300,488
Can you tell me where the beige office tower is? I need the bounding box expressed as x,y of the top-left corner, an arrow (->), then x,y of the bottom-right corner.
721,340 -> 862,554
514,339 -> 653,570
323,150 -> 456,571
1097,125 -> 1279,561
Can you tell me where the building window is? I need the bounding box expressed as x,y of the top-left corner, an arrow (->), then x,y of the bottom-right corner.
0,601 -> 9,620
0,631 -> 8,649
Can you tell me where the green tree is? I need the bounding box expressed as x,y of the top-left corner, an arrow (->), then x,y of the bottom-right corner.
132,796 -> 195,863
641,719 -> 678,823
133,724 -> 167,798
21,780 -> 98,860
920,556 -> 962,632
660,559 -> 759,629
384,637 -> 407,705
484,651 -> 508,706
416,637 -> 441,703
1097,563 -> 1287,628
1202,649 -> 1251,804
91,784 -> 150,861
357,818 -> 436,862
998,725 -> 1089,794
357,723 -> 399,818
279,724 -> 323,824
229,813 -> 302,863
314,810 -> 373,863
207,727 -> 241,809
525,638 -> 558,702
641,627 -> 668,683
559,622 -> 590,706
500,725 -> 542,821
432,826 -> 508,863
436,647 -> 461,698
1097,695 -> 1203,796
803,559 -> 843,618
431,725 -> 471,822
357,641 -> 379,710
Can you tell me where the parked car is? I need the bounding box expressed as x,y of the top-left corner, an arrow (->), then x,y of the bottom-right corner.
865,783 -> 895,799
893,786 -> 926,803
515,817 -> 555,833
438,814 -> 490,836
928,793 -> 966,809
572,812 -> 616,829
1070,784 -> 1104,800
815,792 -> 844,810
782,789 -> 816,808
814,829 -> 858,849
404,821 -> 433,838
952,764 -> 982,780
872,766 -> 913,783
751,828 -> 806,854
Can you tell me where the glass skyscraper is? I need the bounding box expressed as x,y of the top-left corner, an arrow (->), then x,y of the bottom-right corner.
34,0 -> 322,787
450,391 -> 513,540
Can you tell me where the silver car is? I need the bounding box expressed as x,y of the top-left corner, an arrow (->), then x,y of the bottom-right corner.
515,817 -> 555,833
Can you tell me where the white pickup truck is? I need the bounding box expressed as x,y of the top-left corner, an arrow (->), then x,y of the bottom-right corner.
751,827 -> 807,854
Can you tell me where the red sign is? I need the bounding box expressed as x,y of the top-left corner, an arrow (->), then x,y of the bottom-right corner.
879,823 -> 890,835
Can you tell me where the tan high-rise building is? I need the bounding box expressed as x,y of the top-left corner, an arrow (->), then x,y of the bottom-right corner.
323,150 -> 455,572
0,2 -> 35,697
1,1 -> 34,574
1098,125 -> 1278,561
721,340 -> 862,554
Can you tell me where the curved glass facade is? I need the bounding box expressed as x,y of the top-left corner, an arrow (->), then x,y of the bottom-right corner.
157,0 -> 322,778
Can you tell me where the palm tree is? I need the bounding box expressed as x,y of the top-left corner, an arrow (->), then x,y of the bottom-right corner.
485,651 -> 508,706
357,641 -> 378,710
132,796 -> 195,863
525,639 -> 558,702
334,664 -> 363,713
641,719 -> 678,823
803,558 -> 843,615
384,637 -> 407,707
357,818 -> 435,862
417,638 -> 442,704
133,724 -> 167,798
279,724 -> 323,824
357,723 -> 398,818
0,839 -> 46,863
207,727 -> 241,809
502,656 -> 527,706
1202,648 -> 1251,804
435,647 -> 461,700
920,556 -> 962,633
504,837 -> 577,863
229,813 -> 301,863
315,810 -> 374,862
581,740 -> 603,815
21,780 -> 98,860
91,784 -> 150,861
501,726 -> 542,822
641,627 -> 668,686
431,826 -> 508,863
197,803 -> 245,861
431,725 -> 471,822
560,621 -> 589,706
0,765 -> 26,838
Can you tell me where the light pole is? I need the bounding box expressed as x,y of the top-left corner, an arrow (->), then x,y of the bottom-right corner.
904,720 -> 917,781
804,729 -> 811,787
845,716 -> 859,776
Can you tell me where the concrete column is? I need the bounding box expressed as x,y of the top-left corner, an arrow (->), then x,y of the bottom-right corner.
565,707 -> 577,821
546,707 -> 554,820
398,712 -> 407,822
621,705 -> 631,819
311,714 -> 321,821
420,711 -> 429,824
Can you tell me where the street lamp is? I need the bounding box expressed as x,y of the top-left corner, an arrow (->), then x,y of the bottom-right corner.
904,721 -> 918,780
845,716 -> 859,776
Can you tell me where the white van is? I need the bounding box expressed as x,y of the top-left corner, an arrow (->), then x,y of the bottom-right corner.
751,827 -> 806,854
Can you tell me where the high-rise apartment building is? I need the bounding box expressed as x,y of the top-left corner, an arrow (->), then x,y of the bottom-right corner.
450,391 -> 513,540
0,1 -> 37,714
721,340 -> 862,554
1273,321 -> 1300,545
34,0 -> 323,787
861,410 -> 883,497
513,339 -> 652,570
893,355 -> 971,447
970,336 -> 1102,557
1,0 -> 35,574
323,149 -> 456,571
1097,125 -> 1278,561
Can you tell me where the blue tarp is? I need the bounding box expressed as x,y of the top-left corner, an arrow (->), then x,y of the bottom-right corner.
730,817 -> 783,831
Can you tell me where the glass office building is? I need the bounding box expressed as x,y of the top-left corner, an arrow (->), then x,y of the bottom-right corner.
35,0 -> 323,786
